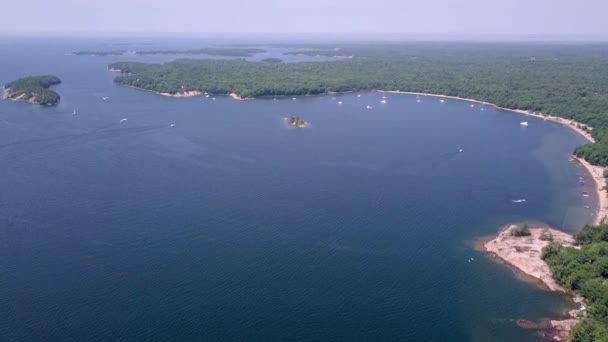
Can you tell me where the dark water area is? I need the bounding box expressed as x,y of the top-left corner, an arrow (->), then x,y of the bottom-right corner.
0,37 -> 595,341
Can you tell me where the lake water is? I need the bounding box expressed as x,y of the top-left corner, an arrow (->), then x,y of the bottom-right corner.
0,37 -> 595,341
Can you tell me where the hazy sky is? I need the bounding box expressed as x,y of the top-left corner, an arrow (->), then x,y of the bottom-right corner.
1,0 -> 607,38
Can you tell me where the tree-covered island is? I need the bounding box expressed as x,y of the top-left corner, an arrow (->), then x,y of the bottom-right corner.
3,75 -> 62,106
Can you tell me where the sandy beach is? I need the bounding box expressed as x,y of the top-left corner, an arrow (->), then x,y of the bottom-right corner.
384,90 -> 608,225
229,93 -> 245,100
483,224 -> 584,339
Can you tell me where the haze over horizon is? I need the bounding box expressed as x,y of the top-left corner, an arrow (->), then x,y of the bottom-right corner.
1,0 -> 607,40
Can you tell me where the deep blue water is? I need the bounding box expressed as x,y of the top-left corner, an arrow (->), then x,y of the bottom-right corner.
0,37 -> 596,341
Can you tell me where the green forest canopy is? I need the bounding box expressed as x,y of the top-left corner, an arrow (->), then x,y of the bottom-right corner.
543,224 -> 608,341
4,75 -> 61,106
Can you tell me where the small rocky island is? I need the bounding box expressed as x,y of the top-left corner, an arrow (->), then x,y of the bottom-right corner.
286,116 -> 307,128
3,75 -> 62,106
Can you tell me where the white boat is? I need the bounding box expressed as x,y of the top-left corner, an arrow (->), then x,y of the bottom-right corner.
292,97 -> 296,100
416,99 -> 421,103
481,108 -> 485,111
72,110 -> 76,115
470,104 -> 475,107
119,118 -> 127,123
338,101 -> 342,105
520,121 -> 529,126
366,105 -> 372,109
205,94 -> 210,98
102,96 -> 109,100
169,124 -> 175,128
380,100 -> 386,104
439,99 -> 445,103
511,199 -> 527,203
459,149 -> 463,153
382,95 -> 386,99
357,94 -> 361,98
212,97 -> 216,100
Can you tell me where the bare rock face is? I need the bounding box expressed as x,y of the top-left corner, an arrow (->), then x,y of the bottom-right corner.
483,225 -> 585,340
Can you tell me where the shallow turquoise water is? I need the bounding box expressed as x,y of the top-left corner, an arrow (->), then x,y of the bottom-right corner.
0,37 -> 595,341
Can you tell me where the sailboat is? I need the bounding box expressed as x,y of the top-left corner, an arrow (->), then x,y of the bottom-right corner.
72,110 -> 76,115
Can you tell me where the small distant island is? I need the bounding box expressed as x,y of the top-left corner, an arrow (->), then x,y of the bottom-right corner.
3,75 -> 62,106
285,116 -> 307,128
261,58 -> 283,63
73,48 -> 265,57
135,48 -> 265,57
73,50 -> 127,56
284,48 -> 354,58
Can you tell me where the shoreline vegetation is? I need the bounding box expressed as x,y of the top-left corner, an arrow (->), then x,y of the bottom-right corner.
3,75 -> 62,106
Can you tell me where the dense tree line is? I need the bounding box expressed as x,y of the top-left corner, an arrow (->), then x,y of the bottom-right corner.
542,224 -> 608,341
4,75 -> 61,106
109,44 -> 608,167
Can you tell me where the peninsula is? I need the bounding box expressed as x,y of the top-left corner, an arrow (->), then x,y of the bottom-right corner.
3,75 -> 61,106
483,222 -> 608,340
